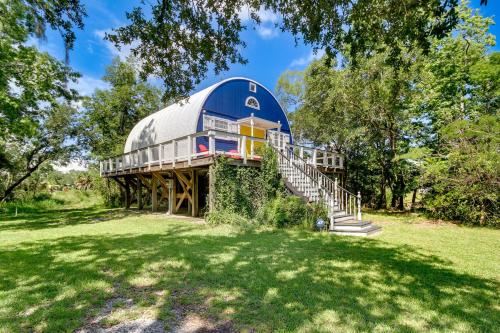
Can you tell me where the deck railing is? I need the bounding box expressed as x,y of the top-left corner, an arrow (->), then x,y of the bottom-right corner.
100,130 -> 344,176
277,147 -> 362,221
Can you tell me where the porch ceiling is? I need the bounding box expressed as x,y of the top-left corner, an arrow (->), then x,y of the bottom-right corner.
237,115 -> 281,130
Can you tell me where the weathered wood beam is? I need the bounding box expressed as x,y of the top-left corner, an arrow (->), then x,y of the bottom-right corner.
137,174 -> 152,190
137,176 -> 143,210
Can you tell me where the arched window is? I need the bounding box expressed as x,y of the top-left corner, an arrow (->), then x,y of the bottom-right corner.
245,96 -> 260,110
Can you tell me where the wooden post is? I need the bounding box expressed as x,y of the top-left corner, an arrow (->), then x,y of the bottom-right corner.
187,135 -> 192,166
168,178 -> 173,215
357,191 -> 362,221
125,178 -> 131,209
147,147 -> 152,170
192,170 -> 198,217
172,172 -> 177,213
137,176 -> 143,209
242,136 -> 247,164
151,177 -> 158,212
159,143 -> 163,169
299,147 -> 304,159
172,140 -> 176,168
208,164 -> 215,212
312,150 -> 317,166
250,117 -> 254,158
334,177 -> 338,208
208,131 -> 216,155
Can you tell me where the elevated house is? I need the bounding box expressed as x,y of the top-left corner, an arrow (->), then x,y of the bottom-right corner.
100,77 -> 380,235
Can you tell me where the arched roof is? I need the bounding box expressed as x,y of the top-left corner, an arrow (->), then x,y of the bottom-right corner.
124,77 -> 291,153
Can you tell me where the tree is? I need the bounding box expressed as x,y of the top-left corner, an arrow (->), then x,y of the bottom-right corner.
0,0 -> 84,200
1,102 -> 80,201
80,58 -> 163,159
413,2 -> 496,145
106,0 -> 461,100
277,52 -> 420,209
422,116 -> 499,226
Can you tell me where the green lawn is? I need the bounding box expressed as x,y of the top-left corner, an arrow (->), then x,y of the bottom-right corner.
0,192 -> 499,332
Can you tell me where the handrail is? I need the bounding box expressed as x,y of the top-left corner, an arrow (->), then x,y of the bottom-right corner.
276,145 -> 362,221
99,130 -> 344,176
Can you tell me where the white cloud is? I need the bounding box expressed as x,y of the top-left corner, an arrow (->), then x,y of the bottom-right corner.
257,26 -> 279,39
94,29 -> 136,61
290,49 -> 326,67
239,6 -> 280,40
71,75 -> 110,96
52,160 -> 88,173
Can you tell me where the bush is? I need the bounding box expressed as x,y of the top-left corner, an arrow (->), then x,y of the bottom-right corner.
260,194 -> 329,229
422,116 -> 499,227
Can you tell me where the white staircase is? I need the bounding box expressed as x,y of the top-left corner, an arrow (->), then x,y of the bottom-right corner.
274,147 -> 381,236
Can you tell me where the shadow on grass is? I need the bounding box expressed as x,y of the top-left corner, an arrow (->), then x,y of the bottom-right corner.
0,220 -> 498,332
0,206 -> 144,232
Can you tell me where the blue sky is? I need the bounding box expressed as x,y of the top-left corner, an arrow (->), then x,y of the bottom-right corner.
30,0 -> 499,97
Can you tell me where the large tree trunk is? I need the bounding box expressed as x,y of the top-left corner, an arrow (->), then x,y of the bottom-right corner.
377,175 -> 387,209
410,188 -> 418,211
0,159 -> 46,201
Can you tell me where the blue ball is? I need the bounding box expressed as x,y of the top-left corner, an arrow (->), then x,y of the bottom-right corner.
316,218 -> 325,230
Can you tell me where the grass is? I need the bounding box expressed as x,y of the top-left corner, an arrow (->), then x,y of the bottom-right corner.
0,191 -> 499,332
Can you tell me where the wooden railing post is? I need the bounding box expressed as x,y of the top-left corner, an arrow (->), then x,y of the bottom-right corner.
187,135 -> 192,166
334,177 -> 338,207
159,144 -> 163,169
241,135 -> 247,164
312,149 -> 317,167
100,161 -> 103,176
172,140 -> 176,168
299,147 -> 304,159
357,191 -> 362,221
208,131 -> 216,155
147,147 -> 152,170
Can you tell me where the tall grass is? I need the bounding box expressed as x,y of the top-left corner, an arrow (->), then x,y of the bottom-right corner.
0,190 -> 103,216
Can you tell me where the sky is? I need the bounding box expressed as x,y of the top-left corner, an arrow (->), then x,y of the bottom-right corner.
31,0 -> 499,98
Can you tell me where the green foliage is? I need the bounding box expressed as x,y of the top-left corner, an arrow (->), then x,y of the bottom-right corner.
0,0 -> 85,201
422,116 -> 499,226
2,197 -> 499,332
80,58 -> 163,159
276,4 -> 498,224
207,146 -> 285,225
207,146 -> 328,229
260,194 -> 328,229
106,0 -> 459,100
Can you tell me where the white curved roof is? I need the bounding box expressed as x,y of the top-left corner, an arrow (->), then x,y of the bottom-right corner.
124,80 -> 218,152
123,77 -> 289,153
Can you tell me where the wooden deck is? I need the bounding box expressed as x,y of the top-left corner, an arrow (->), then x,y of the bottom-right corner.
100,130 -> 345,218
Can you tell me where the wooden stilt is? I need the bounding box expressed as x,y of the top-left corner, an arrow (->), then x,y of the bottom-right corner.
137,176 -> 143,210
125,177 -> 131,209
151,176 -> 158,212
172,172 -> 177,213
208,165 -> 215,213
192,170 -> 198,217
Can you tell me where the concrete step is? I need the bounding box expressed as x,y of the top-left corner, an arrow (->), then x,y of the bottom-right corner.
332,214 -> 356,223
330,225 -> 382,236
331,221 -> 373,231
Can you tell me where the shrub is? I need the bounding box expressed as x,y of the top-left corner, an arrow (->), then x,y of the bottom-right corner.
260,194 -> 329,229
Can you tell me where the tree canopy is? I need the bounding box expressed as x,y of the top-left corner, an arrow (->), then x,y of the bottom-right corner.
107,0 -> 461,100
276,3 -> 499,224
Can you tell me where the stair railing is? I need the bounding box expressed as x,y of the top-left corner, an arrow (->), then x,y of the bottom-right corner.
275,145 -> 362,221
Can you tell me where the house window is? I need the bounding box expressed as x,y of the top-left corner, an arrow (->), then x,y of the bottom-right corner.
249,82 -> 257,93
245,96 -> 260,110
